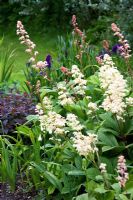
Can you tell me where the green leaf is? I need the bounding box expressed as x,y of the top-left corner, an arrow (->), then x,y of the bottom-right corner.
104,191 -> 115,200
99,113 -> 119,131
98,132 -> 118,147
95,186 -> 107,194
31,162 -> 62,191
86,168 -> 100,180
86,180 -> 98,192
98,127 -> 119,136
125,180 -> 133,195
26,115 -> 39,122
44,171 -> 62,192
74,193 -> 89,200
102,146 -> 125,153
111,183 -> 121,193
75,156 -> 82,169
48,185 -> 55,195
64,104 -> 85,119
119,194 -> 129,200
102,146 -> 115,152
88,74 -> 100,85
40,88 -> 57,99
68,170 -> 85,176
62,164 -> 77,173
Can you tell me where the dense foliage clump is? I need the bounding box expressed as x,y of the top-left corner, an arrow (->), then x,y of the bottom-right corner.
0,91 -> 35,134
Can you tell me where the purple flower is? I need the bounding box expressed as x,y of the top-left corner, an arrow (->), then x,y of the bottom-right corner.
112,44 -> 122,53
39,71 -> 46,76
46,55 -> 52,68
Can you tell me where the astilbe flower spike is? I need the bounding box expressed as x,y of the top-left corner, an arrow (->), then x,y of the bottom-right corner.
17,21 -> 38,63
111,23 -> 131,60
36,97 -> 66,135
17,21 -> 51,75
66,113 -> 84,132
57,65 -> 87,106
99,54 -> 127,120
72,15 -> 87,60
71,65 -> 87,95
72,132 -> 98,157
117,155 -> 129,188
57,81 -> 74,106
99,163 -> 107,173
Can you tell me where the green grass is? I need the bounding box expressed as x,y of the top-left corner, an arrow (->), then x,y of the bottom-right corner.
0,28 -> 58,85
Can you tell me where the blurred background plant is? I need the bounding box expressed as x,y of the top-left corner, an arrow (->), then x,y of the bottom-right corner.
0,37 -> 15,83
1,0 -> 133,86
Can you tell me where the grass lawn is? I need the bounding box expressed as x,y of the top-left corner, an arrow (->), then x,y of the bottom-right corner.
0,27 -> 58,86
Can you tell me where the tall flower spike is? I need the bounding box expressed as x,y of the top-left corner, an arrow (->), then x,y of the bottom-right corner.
57,81 -> 74,106
99,163 -> 107,173
17,21 -> 38,62
72,15 -> 86,60
117,155 -> 128,188
99,54 -> 127,120
71,65 -> 87,95
66,113 -> 84,132
111,23 -> 131,60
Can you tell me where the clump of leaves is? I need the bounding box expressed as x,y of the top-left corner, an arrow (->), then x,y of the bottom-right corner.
0,91 -> 35,134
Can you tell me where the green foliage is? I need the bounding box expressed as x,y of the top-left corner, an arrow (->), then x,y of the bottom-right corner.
0,38 -> 15,83
0,136 -> 18,191
0,12 -> 133,199
118,0 -> 133,46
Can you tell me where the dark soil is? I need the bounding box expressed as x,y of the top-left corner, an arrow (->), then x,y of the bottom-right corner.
0,183 -> 38,200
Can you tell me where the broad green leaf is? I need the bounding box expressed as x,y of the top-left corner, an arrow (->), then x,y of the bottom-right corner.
40,88 -> 57,99
26,115 -> 39,122
75,156 -> 82,169
99,113 -> 119,131
68,170 -> 85,176
111,183 -> 121,193
31,162 -> 62,191
103,191 -> 115,200
86,168 -> 100,180
86,180 -> 98,192
98,132 -> 118,147
125,180 -> 133,195
62,164 -> 77,173
95,186 -> 107,194
102,146 -> 125,153
74,193 -> 89,200
119,194 -> 129,200
44,171 -> 62,192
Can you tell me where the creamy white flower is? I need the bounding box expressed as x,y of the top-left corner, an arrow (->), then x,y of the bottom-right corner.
57,82 -> 74,106
29,57 -> 35,62
88,102 -> 98,110
99,163 -> 107,173
71,65 -> 87,95
39,111 -> 66,135
72,132 -> 98,157
66,113 -> 84,131
43,96 -> 53,111
126,97 -> 133,106
99,54 -> 127,120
